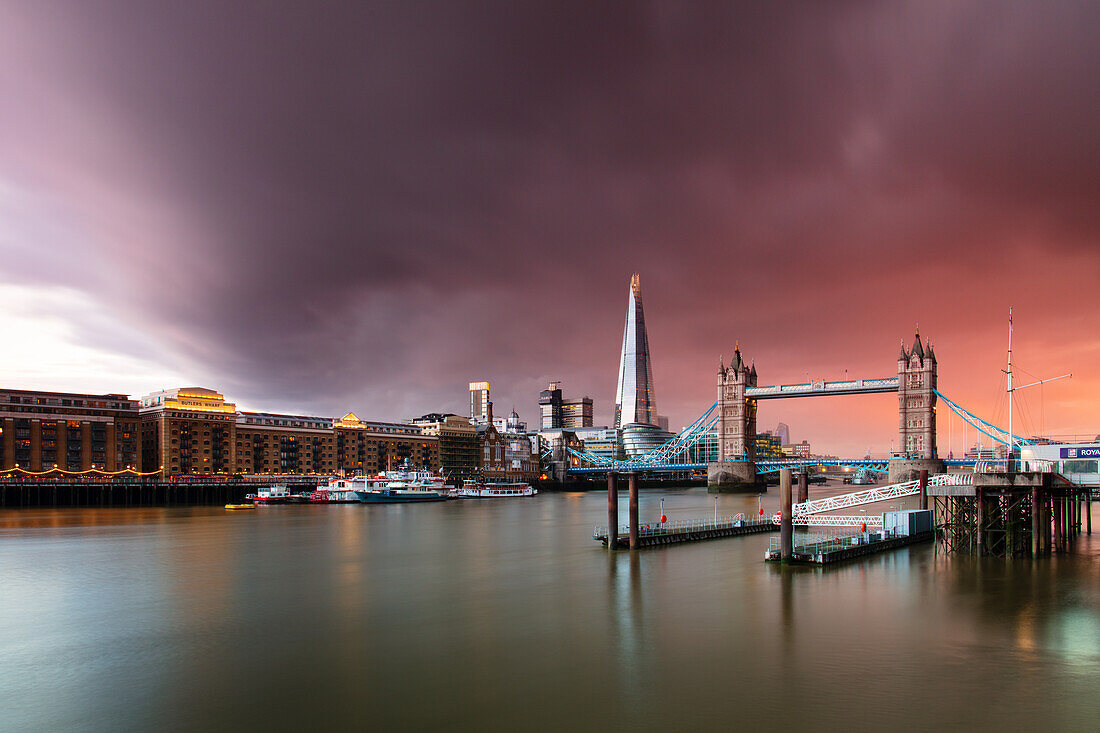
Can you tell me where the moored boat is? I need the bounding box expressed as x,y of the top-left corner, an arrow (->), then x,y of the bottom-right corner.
354,486 -> 449,503
247,484 -> 293,504
309,483 -> 362,503
224,503 -> 255,510
453,479 -> 537,498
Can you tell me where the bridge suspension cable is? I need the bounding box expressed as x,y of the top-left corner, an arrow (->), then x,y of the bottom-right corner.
933,390 -> 1036,448
566,401 -> 719,469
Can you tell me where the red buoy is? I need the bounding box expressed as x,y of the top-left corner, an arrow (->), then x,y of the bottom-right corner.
660,514 -> 667,523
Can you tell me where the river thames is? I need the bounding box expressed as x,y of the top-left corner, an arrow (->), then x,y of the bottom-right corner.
2,485 -> 1098,732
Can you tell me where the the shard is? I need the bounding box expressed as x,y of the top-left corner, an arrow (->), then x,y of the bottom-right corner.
614,273 -> 658,429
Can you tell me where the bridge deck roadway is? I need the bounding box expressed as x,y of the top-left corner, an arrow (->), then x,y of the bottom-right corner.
746,377 -> 899,400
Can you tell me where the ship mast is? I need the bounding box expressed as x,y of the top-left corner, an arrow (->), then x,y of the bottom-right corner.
1004,307 -> 1071,467
1007,307 -> 1013,464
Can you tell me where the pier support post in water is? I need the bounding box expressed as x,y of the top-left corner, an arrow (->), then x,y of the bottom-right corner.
919,470 -> 928,511
1031,486 -> 1041,557
628,472 -> 639,550
1053,497 -> 1062,553
797,469 -> 808,505
1043,497 -> 1053,554
975,489 -> 984,556
780,468 -> 793,563
1088,490 -> 1093,535
607,473 -> 619,550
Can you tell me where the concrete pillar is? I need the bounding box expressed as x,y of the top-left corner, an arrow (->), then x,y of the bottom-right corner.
780,468 -> 793,562
797,469 -> 808,505
607,473 -> 618,550
919,469 -> 928,511
1031,486 -> 1041,557
628,472 -> 639,550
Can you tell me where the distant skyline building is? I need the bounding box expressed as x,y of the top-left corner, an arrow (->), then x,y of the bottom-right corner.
538,382 -> 562,429
614,273 -> 658,430
539,381 -> 593,430
562,396 -> 594,429
469,381 -> 490,423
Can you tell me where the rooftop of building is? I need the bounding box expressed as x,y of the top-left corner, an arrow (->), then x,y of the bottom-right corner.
2,388 -> 137,403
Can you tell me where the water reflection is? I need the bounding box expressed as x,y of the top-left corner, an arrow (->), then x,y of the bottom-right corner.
1,489 -> 1098,731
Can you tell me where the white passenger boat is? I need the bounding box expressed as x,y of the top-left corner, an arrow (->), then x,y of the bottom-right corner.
453,479 -> 537,498
246,484 -> 293,504
323,462 -> 451,503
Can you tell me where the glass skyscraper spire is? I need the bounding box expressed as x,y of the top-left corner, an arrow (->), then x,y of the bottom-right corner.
614,273 -> 658,429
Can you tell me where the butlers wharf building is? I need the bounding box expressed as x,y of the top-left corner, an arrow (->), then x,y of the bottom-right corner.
0,386 -> 439,506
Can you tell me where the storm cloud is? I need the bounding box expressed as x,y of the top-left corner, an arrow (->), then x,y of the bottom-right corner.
2,1 -> 1099,454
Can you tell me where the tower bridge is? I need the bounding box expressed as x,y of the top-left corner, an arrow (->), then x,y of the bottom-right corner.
558,276 -> 973,488
710,332 -> 939,489
564,327 -> 949,487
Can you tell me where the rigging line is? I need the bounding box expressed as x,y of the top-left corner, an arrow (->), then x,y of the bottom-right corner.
949,405 -> 1015,447
934,390 -> 1035,445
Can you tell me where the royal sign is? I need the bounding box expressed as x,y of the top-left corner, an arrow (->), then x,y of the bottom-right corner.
1060,446 -> 1100,459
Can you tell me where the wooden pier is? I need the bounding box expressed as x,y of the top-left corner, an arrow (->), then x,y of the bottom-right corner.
0,476 -> 321,508
600,470 -> 777,550
929,470 -> 1091,557
765,530 -> 933,565
594,515 -> 776,549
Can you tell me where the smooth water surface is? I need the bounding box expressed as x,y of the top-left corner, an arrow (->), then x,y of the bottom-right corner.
2,485 -> 1099,732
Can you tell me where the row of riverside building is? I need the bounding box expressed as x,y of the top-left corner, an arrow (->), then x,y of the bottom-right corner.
0,386 -> 541,483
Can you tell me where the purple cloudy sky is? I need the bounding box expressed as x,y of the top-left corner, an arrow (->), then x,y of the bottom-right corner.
1,1 -> 1099,455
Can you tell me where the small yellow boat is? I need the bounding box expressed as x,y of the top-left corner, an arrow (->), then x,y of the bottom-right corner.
224,503 -> 255,510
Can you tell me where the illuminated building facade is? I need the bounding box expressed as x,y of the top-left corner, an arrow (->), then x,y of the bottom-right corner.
140,388 -> 240,476
754,433 -> 784,459
139,387 -> 437,478
0,389 -> 141,472
334,412 -> 438,474
235,411 -> 336,475
469,381 -> 490,423
562,397 -> 593,429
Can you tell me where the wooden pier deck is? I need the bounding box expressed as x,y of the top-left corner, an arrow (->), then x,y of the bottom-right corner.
594,515 -> 777,549
765,530 -> 933,565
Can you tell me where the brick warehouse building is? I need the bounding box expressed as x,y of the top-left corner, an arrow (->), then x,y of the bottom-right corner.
0,389 -> 142,472
136,387 -> 439,479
